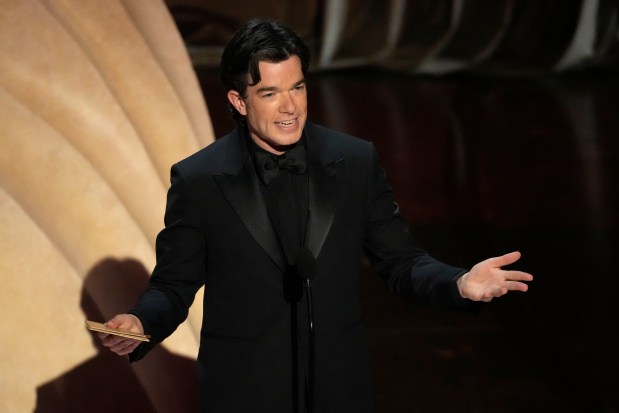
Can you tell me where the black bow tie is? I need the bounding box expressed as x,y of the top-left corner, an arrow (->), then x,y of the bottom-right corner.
255,145 -> 307,185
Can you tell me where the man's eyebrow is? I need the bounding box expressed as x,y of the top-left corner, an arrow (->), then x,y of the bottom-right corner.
255,86 -> 277,94
255,79 -> 306,94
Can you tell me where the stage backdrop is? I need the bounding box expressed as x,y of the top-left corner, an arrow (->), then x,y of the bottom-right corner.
0,1 -> 214,412
168,0 -> 619,75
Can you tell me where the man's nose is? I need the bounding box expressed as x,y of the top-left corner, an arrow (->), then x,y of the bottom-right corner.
279,92 -> 296,113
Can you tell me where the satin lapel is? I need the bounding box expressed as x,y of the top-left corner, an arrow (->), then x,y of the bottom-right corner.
305,134 -> 344,261
213,131 -> 287,272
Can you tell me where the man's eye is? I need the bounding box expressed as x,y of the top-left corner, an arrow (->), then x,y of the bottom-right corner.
261,93 -> 274,98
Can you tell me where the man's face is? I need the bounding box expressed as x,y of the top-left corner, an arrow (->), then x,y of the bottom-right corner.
228,56 -> 307,155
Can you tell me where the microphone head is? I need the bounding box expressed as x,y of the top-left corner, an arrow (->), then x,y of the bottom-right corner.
295,248 -> 316,280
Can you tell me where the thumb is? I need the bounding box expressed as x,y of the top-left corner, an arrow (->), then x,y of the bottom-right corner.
105,315 -> 124,329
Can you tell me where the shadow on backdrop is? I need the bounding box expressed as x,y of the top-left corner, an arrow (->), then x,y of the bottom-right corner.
34,258 -> 197,413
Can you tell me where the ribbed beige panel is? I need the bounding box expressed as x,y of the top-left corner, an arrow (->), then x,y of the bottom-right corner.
0,0 -> 213,411
120,0 -> 215,147
0,3 -> 166,245
39,0 -> 206,183
0,188 -> 95,413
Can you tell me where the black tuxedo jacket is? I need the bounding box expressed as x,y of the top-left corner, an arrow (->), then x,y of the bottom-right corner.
130,122 -> 471,412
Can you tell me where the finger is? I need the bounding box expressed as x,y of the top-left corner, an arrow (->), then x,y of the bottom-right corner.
502,270 -> 534,282
114,340 -> 140,355
504,280 -> 530,292
110,337 -> 140,354
118,339 -> 141,355
488,251 -> 522,268
115,346 -> 137,356
101,333 -> 136,349
99,333 -> 123,348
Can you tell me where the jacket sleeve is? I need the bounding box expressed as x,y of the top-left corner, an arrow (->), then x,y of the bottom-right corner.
129,163 -> 206,361
362,144 -> 473,309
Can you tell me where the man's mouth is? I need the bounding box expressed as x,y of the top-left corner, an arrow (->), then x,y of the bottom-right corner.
275,119 -> 296,126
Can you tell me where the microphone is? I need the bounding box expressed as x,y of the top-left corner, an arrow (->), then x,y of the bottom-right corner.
295,248 -> 316,413
295,247 -> 316,282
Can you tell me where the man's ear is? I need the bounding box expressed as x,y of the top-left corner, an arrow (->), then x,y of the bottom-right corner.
227,90 -> 247,116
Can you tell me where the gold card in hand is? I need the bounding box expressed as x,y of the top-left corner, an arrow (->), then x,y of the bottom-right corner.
85,320 -> 150,342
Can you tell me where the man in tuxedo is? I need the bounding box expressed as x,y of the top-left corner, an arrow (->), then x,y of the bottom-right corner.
99,19 -> 533,412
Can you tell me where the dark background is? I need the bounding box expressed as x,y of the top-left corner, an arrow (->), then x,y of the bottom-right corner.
173,2 -> 618,411
197,68 -> 618,412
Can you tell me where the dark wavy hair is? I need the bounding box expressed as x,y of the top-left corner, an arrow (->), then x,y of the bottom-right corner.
219,19 -> 311,126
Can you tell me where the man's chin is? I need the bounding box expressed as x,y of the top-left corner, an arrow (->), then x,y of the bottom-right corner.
275,139 -> 301,152
255,135 -> 303,154
248,119 -> 307,152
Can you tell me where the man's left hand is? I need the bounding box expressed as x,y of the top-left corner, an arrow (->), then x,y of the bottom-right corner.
457,251 -> 533,302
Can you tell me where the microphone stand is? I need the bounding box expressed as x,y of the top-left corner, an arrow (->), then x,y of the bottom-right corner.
295,248 -> 316,413
303,277 -> 314,413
